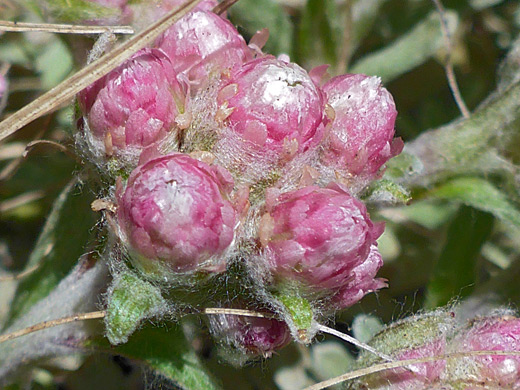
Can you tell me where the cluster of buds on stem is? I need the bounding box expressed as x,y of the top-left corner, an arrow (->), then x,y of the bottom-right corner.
77,2 -> 402,361
350,309 -> 520,390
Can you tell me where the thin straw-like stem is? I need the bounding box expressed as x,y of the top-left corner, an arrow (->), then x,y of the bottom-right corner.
0,310 -> 106,343
0,20 -> 134,34
432,0 -> 470,118
202,308 -> 272,318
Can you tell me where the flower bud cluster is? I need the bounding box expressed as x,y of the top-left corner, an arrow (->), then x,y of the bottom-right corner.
351,309 -> 520,390
77,4 -> 401,359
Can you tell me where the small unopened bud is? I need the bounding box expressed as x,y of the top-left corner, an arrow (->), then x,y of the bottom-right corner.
322,74 -> 402,178
445,315 -> 520,387
156,10 -> 251,89
79,49 -> 187,156
261,184 -> 383,300
117,153 -> 236,277
209,309 -> 291,365
220,57 -> 324,154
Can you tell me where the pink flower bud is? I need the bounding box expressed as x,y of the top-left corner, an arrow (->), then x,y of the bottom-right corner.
220,57 -> 324,153
446,316 -> 520,387
354,310 -> 455,390
117,153 -> 236,274
156,10 -> 251,87
322,74 -> 402,177
261,185 -> 383,294
79,49 -> 187,154
209,310 -> 291,361
361,340 -> 446,390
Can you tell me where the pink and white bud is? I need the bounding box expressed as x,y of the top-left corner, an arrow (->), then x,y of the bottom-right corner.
261,184 -> 383,294
354,310 -> 456,390
445,316 -> 520,387
219,57 -> 324,154
156,10 -> 251,88
209,310 -> 291,363
79,49 -> 187,154
117,153 -> 236,275
321,74 -> 402,177
361,340 -> 446,390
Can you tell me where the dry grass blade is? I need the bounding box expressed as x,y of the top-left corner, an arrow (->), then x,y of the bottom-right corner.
0,310 -> 106,343
23,139 -> 75,159
0,264 -> 39,282
0,20 -> 134,34
432,0 -> 470,119
202,308 -> 272,318
0,0 -> 203,144
0,307 -> 266,344
302,350 -> 520,390
0,190 -> 45,213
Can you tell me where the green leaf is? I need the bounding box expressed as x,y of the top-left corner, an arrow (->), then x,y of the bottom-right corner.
0,41 -> 31,66
5,179 -> 97,327
428,177 -> 520,232
350,0 -> 388,54
351,10 -> 459,83
89,323 -> 221,390
35,38 -> 73,89
297,0 -> 338,67
351,314 -> 384,343
425,205 -> 494,309
384,151 -> 424,181
470,0 -> 503,10
389,201 -> 459,230
310,341 -> 355,388
105,269 -> 169,345
277,293 -> 313,336
228,0 -> 293,56
362,179 -> 411,205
